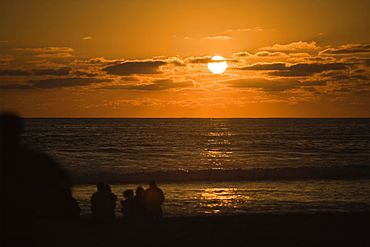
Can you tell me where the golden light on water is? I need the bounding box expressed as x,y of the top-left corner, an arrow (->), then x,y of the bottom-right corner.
201,188 -> 249,206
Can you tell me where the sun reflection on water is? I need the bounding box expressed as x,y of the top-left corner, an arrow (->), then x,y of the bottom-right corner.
203,119 -> 236,162
199,188 -> 251,214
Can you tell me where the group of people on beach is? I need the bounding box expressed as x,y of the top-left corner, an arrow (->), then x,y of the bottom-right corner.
0,112 -> 164,246
90,180 -> 165,219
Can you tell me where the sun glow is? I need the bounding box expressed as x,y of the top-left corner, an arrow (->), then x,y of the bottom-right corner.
207,55 -> 228,74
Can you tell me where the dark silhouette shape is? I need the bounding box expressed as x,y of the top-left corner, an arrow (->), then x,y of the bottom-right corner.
121,189 -> 134,218
144,180 -> 165,218
132,186 -> 146,218
0,112 -> 80,246
91,182 -> 117,219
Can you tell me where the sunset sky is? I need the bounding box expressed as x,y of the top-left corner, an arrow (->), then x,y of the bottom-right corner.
1,0 -> 369,117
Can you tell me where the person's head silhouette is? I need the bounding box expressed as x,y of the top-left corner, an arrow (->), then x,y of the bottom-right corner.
136,186 -> 144,196
149,180 -> 157,188
0,112 -> 23,147
123,189 -> 134,198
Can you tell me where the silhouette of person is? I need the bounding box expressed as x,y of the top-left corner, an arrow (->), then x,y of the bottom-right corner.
132,186 -> 146,218
144,180 -> 165,218
121,189 -> 134,218
0,112 -> 80,247
91,182 -> 117,219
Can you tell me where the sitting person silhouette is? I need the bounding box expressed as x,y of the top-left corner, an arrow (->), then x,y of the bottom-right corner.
144,180 -> 165,218
0,112 -> 80,247
91,182 -> 117,219
132,186 -> 146,218
121,189 -> 134,218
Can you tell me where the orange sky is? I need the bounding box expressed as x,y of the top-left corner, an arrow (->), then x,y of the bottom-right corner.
1,0 -> 369,117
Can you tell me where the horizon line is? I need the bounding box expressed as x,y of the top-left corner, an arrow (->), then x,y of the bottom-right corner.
21,116 -> 370,119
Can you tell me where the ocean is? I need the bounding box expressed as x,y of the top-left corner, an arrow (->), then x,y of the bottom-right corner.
21,118 -> 370,217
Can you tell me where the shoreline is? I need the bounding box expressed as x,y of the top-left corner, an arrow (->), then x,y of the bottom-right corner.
37,212 -> 370,247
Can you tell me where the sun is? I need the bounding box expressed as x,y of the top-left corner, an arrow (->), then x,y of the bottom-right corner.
207,55 -> 228,74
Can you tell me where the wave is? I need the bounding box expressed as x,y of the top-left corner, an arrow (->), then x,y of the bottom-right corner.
72,165 -> 370,184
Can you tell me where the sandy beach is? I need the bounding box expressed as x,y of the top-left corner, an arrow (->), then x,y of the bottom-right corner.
36,212 -> 370,247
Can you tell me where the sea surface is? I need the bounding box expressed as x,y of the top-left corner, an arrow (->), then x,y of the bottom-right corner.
22,118 -> 370,217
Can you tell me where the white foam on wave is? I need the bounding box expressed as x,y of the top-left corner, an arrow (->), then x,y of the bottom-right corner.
72,165 -> 370,184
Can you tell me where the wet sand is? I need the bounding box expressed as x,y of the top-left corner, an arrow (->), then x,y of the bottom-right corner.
37,212 -> 370,247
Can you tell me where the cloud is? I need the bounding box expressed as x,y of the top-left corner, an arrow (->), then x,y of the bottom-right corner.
300,80 -> 327,86
165,57 -> 187,66
320,71 -> 368,81
0,84 -> 33,89
203,36 -> 231,40
73,57 -> 124,65
121,76 -> 140,81
254,51 -> 288,57
0,54 -> 14,65
32,67 -> 72,75
72,70 -> 99,77
260,41 -> 321,52
105,98 -> 165,107
15,47 -> 74,53
0,69 -> 32,76
232,51 -> 287,58
97,85 -> 130,90
29,78 -> 106,88
232,52 -> 252,58
240,63 -> 287,70
83,36 -> 93,40
34,53 -> 75,58
339,57 -> 370,66
185,56 -> 212,64
0,67 -> 72,76
226,27 -> 264,32
267,63 -> 347,77
221,77 -> 301,91
103,61 -> 166,75
126,79 -> 194,91
320,44 -> 370,55
241,62 -> 347,76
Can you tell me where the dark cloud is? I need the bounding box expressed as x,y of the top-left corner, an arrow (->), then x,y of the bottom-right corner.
320,44 -> 370,55
1,67 -> 72,76
300,81 -> 327,86
29,78 -> 106,88
97,85 -> 129,90
240,63 -> 286,70
320,72 -> 368,81
72,70 -> 99,77
232,52 -> 252,58
171,60 -> 186,66
0,84 -> 32,89
241,62 -> 347,76
331,88 -> 352,93
254,51 -> 287,57
73,57 -> 124,65
222,78 -> 301,91
340,57 -> 370,66
186,56 -> 212,64
103,61 -> 166,75
121,76 -> 140,82
355,69 -> 366,73
268,63 -> 347,76
15,47 -> 74,53
260,41 -> 320,52
127,79 -> 194,91
0,69 -> 32,76
32,67 -> 71,75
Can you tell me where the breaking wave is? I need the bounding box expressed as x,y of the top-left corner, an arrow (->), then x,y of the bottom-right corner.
73,165 -> 370,184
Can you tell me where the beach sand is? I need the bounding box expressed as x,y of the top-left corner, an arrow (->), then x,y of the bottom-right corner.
36,212 -> 370,247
